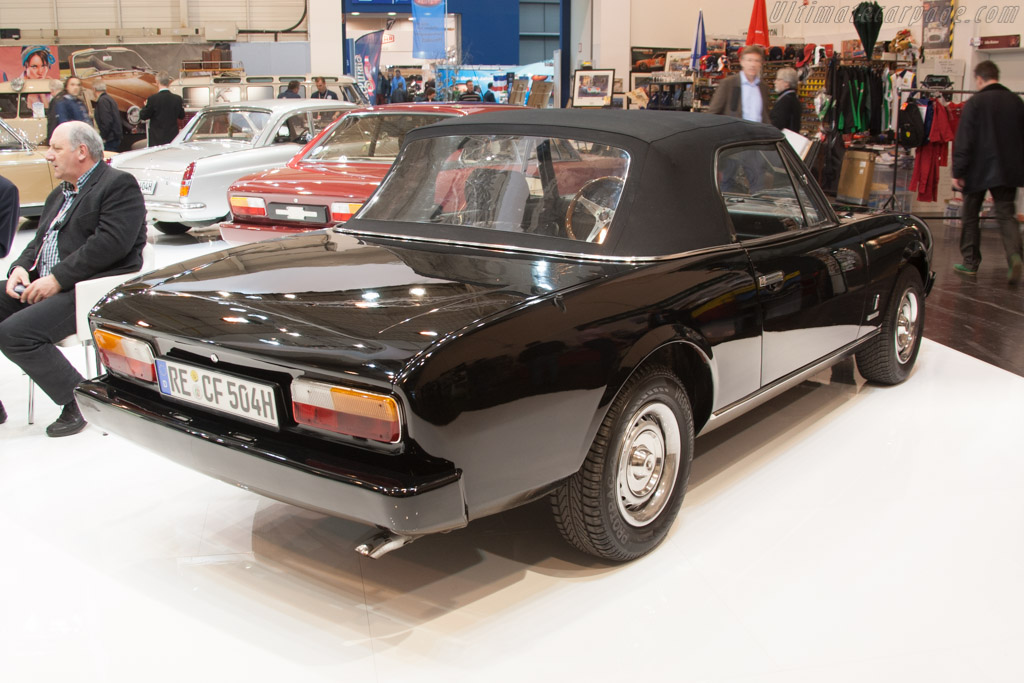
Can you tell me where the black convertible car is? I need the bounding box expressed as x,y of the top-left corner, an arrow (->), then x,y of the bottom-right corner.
77,110 -> 934,561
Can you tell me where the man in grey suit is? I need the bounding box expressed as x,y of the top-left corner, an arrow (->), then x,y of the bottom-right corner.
0,122 -> 147,435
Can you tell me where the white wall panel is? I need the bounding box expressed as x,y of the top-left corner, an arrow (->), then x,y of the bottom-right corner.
188,0 -> 306,30
0,0 -> 305,32
119,0 -> 180,29
51,0 -> 119,31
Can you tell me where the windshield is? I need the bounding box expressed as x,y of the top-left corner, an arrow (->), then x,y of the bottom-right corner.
303,113 -> 449,162
359,134 -> 630,244
339,84 -> 368,104
0,120 -> 27,150
72,49 -> 152,77
183,109 -> 272,142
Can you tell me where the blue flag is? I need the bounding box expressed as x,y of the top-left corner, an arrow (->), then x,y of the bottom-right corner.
412,0 -> 447,60
691,11 -> 707,71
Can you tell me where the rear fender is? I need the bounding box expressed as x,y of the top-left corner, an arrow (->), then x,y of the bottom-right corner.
580,326 -> 715,459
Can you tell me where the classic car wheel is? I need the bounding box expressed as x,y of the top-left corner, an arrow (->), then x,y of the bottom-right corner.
153,221 -> 191,235
856,268 -> 925,384
565,176 -> 624,242
551,366 -> 693,561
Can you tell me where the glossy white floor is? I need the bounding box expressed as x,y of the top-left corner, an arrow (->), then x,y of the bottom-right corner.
2,230 -> 1022,683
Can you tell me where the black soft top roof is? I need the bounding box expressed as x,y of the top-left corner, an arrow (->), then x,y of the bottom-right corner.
391,109 -> 789,257
406,108 -> 783,146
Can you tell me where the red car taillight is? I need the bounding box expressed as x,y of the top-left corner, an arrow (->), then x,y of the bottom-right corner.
229,196 -> 268,217
330,201 -> 363,223
93,329 -> 157,383
291,379 -> 401,443
179,162 -> 195,197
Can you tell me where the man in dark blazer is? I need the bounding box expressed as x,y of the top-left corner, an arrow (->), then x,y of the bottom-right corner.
0,122 -> 147,436
952,60 -> 1024,284
139,71 -> 185,147
0,175 -> 17,259
93,82 -> 123,152
708,45 -> 771,123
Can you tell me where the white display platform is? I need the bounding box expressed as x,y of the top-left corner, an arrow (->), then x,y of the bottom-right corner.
2,231 -> 1022,682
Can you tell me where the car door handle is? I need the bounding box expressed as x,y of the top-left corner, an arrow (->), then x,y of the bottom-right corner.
758,271 -> 785,288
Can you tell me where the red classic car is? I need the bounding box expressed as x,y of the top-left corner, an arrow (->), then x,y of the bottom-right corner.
219,102 -> 509,243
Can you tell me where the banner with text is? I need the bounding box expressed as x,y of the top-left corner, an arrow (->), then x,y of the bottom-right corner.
354,30 -> 384,103
412,0 -> 447,60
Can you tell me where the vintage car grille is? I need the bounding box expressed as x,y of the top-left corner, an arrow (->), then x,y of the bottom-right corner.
267,202 -> 329,223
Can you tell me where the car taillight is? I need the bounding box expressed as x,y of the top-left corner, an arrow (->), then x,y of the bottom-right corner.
93,329 -> 157,383
229,196 -> 268,217
291,379 -> 401,443
179,162 -> 195,197
330,201 -> 363,223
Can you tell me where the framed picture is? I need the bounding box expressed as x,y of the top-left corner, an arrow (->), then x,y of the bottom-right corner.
627,72 -> 653,108
630,46 -> 684,72
665,50 -> 692,72
572,69 -> 615,108
603,93 -> 626,110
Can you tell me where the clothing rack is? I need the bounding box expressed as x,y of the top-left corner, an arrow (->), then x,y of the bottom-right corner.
882,86 -> 1024,212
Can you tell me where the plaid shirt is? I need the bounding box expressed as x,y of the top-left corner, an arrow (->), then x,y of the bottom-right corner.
35,161 -> 101,277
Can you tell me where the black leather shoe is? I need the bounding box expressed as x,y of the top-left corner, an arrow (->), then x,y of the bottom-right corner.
46,401 -> 87,437
0,399 -> 7,425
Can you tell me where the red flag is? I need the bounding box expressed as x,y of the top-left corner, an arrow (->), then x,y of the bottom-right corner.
746,0 -> 770,47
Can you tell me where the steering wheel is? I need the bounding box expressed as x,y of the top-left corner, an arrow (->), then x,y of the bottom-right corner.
565,176 -> 624,242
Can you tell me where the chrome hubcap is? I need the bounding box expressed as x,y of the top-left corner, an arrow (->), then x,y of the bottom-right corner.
616,401 -> 680,527
894,288 -> 920,364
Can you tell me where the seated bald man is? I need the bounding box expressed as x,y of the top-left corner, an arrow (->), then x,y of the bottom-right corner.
0,121 -> 147,436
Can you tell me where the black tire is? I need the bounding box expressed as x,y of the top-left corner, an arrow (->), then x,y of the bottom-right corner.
856,268 -> 925,384
550,365 -> 694,561
153,221 -> 191,235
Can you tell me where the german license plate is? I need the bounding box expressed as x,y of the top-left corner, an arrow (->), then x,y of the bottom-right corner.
138,179 -> 157,195
155,359 -> 278,427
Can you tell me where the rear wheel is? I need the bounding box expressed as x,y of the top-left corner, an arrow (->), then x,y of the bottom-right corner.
153,221 -> 191,235
551,365 -> 694,561
856,268 -> 925,384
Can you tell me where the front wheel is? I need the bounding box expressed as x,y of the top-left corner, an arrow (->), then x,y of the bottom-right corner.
856,267 -> 925,384
551,366 -> 694,561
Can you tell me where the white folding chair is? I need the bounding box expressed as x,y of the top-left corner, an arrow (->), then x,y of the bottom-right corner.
28,243 -> 156,424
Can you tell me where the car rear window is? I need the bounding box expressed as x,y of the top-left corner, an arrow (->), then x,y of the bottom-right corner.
359,134 -> 630,244
184,109 -> 271,142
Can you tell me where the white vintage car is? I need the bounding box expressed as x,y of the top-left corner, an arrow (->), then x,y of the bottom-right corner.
110,98 -> 358,234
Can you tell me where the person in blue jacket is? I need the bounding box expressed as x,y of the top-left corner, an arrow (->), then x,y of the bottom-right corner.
51,76 -> 91,135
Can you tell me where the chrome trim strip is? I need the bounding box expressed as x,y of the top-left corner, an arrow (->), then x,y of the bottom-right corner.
334,227 -> 748,264
700,330 -> 880,435
145,200 -> 206,211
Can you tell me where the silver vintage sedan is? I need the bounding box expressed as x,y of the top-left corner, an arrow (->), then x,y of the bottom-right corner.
110,99 -> 358,234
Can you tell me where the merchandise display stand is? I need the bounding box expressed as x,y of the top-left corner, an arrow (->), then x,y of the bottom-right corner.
882,85 -> 1024,213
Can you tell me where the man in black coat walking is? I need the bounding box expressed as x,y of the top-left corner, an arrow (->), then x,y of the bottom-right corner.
952,60 -> 1024,283
140,71 -> 185,147
93,82 -> 123,152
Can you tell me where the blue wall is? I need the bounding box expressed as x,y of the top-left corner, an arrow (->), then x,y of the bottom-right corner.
343,0 -> 519,65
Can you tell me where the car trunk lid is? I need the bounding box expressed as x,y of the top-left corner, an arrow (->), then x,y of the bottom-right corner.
93,231 -> 625,384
